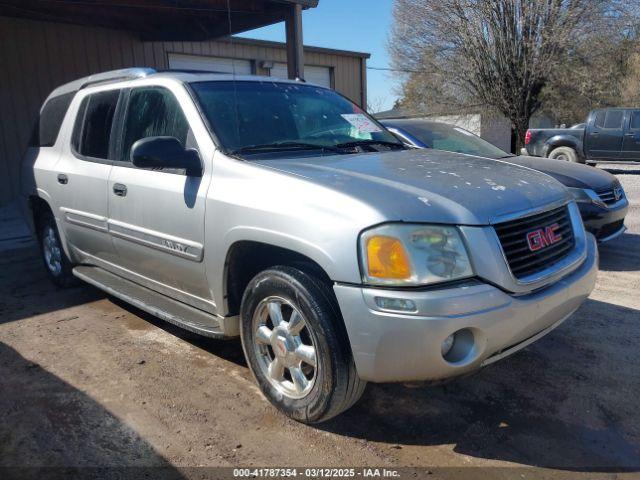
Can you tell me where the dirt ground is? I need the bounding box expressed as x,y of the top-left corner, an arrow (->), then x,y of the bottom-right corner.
1,165 -> 639,479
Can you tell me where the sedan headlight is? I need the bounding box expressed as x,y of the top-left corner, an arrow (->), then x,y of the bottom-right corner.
359,224 -> 473,286
567,187 -> 606,208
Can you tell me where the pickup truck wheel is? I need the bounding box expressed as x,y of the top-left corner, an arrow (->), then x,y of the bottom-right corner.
240,266 -> 366,423
548,146 -> 582,163
37,211 -> 78,288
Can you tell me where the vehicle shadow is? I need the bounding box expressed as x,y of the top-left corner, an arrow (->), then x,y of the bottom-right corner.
0,246 -> 103,326
0,341 -> 183,479
319,298 -> 640,472
109,296 -> 248,369
598,232 -> 640,272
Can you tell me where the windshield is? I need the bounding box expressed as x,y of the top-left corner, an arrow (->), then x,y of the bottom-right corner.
396,122 -> 511,159
190,81 -> 402,155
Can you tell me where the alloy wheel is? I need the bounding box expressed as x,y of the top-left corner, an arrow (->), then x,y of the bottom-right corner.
252,296 -> 317,399
43,226 -> 63,276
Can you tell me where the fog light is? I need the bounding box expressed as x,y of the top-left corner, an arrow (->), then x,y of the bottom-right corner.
374,297 -> 417,312
441,328 -> 476,363
441,334 -> 455,356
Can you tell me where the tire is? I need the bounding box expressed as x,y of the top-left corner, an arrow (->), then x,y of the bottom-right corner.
240,266 -> 366,423
548,146 -> 582,163
37,210 -> 78,288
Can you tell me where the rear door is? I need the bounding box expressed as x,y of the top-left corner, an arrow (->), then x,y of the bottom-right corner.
53,88 -> 120,265
622,109 -> 640,161
586,109 -> 624,160
107,83 -> 215,312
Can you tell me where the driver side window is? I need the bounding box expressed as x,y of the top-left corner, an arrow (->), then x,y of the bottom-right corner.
121,87 -> 193,163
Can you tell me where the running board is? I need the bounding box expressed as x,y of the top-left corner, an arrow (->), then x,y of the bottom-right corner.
73,265 -> 229,339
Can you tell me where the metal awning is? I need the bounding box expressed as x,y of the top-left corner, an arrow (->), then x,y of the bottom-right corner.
0,0 -> 318,41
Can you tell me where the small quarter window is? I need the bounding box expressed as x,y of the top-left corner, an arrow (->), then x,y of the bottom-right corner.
30,92 -> 76,147
73,90 -> 120,159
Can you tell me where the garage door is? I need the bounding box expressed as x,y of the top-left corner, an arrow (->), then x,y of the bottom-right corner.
168,53 -> 252,75
270,63 -> 332,88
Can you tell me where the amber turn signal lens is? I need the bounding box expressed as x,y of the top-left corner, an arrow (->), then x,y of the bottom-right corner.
366,235 -> 412,279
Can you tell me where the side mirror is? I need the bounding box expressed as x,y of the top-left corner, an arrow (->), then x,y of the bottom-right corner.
131,136 -> 202,177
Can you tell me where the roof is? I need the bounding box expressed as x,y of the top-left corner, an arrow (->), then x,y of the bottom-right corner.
374,108 -> 421,120
47,68 -> 325,100
0,0 -> 319,41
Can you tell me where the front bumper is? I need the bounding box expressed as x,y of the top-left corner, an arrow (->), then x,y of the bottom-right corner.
578,198 -> 628,242
334,233 -> 598,383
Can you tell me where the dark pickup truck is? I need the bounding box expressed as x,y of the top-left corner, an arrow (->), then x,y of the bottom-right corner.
525,108 -> 640,164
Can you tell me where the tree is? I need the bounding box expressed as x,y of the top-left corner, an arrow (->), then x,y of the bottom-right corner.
541,7 -> 640,125
390,0 -> 627,148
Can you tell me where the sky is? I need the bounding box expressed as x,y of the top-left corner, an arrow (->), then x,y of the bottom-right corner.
237,0 -> 401,112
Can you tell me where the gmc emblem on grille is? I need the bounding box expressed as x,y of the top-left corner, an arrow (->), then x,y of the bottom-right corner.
526,223 -> 563,252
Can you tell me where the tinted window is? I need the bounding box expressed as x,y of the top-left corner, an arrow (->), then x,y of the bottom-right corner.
30,92 -> 76,147
604,110 -> 624,130
121,87 -> 190,162
631,111 -> 640,130
594,111 -> 606,129
190,81 -> 400,153
74,90 -> 120,159
389,122 -> 510,159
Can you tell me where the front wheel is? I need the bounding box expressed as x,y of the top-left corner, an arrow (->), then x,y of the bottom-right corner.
240,266 -> 366,423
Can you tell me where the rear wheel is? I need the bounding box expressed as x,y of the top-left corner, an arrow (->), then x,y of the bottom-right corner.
37,210 -> 77,288
240,266 -> 366,423
548,146 -> 582,163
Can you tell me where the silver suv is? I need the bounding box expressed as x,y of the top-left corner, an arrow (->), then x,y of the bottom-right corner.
21,68 -> 598,423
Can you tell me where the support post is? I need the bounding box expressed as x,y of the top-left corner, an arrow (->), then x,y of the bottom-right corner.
285,4 -> 304,80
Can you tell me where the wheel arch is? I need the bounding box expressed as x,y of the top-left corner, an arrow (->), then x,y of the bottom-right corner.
543,136 -> 583,159
222,240 -> 335,318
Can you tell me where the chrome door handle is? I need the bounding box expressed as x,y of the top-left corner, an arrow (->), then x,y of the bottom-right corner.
113,183 -> 127,197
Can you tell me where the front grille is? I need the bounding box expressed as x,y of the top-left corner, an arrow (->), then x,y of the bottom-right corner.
595,185 -> 621,205
494,206 -> 575,279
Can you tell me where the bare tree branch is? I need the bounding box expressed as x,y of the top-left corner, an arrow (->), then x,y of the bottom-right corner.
389,0 -> 635,148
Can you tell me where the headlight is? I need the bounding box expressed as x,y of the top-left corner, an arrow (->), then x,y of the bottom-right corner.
359,224 -> 473,286
567,187 -> 606,208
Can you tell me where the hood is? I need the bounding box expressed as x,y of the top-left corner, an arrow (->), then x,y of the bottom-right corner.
504,156 -> 616,190
253,149 -> 570,225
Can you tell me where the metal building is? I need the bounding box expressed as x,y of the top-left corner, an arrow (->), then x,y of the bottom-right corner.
0,0 -> 370,206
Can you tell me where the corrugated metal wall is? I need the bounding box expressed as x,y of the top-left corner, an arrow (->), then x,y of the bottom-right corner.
0,16 -> 367,206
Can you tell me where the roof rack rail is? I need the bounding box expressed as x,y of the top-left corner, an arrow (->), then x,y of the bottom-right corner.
47,68 -> 156,99
79,68 -> 157,89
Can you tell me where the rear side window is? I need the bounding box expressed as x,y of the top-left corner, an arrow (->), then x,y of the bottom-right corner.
603,110 -> 624,130
30,92 -> 76,147
630,111 -> 640,130
121,87 -> 190,162
73,90 -> 120,160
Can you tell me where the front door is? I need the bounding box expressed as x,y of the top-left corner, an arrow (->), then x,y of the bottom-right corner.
107,84 -> 214,313
587,109 -> 625,160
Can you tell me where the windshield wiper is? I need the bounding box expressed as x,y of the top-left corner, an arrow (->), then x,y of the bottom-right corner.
231,141 -> 341,155
334,140 -> 406,150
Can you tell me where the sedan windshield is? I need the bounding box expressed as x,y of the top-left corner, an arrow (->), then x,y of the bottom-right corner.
190,81 -> 403,155
395,122 -> 511,159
